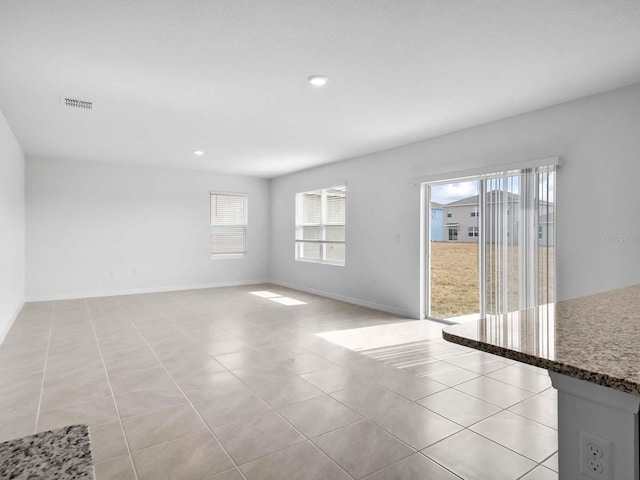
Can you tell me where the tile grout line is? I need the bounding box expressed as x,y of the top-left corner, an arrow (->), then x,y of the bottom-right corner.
413,387 -> 558,474
441,382 -> 556,434
127,308 -> 251,480
85,299 -> 141,480
411,385 -> 558,471
360,451 -> 464,480
33,306 -> 55,434
215,339 -> 469,475
538,450 -> 558,467
455,426 -> 554,470
146,302 -> 359,480
299,361 -> 486,480
36,306 -> 446,480
415,384 -> 556,434
81,289 -> 554,480
214,339 -> 463,477
410,366 -> 558,477
312,390 -> 463,479
259,330 -> 555,478
306,341 -> 557,479
368,393 -> 552,477
527,451 -> 559,476
221,368 -> 359,479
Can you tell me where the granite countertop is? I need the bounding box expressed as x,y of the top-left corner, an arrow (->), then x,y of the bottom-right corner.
443,284 -> 640,395
0,424 -> 94,479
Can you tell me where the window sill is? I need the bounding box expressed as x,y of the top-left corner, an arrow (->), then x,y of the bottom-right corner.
211,254 -> 246,260
295,258 -> 345,267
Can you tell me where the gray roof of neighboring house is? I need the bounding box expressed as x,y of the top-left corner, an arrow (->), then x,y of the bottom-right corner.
444,191 -> 553,206
430,202 -> 444,208
444,195 -> 479,207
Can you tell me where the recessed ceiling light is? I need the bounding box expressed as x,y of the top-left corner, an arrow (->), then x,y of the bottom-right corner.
192,150 -> 204,156
308,75 -> 328,87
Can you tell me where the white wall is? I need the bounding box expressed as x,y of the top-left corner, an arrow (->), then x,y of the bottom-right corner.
26,158 -> 270,300
0,109 -> 25,340
270,84 -> 640,318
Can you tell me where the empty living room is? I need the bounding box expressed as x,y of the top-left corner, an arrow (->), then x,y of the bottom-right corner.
2,2 -> 640,480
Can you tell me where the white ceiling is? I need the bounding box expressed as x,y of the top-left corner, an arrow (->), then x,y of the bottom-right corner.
1,1 -> 640,178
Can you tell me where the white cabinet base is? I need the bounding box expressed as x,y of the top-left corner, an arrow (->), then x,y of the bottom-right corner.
549,372 -> 640,480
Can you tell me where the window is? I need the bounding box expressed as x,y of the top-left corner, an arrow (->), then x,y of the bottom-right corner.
470,206 -> 478,217
448,228 -> 458,241
210,192 -> 247,258
468,226 -> 478,237
295,185 -> 346,265
446,208 -> 452,218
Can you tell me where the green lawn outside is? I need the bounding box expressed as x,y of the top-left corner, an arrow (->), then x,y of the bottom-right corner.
430,241 -> 554,319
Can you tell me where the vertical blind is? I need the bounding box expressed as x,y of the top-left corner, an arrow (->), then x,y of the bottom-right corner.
295,185 -> 346,265
210,193 -> 247,257
482,165 -> 555,316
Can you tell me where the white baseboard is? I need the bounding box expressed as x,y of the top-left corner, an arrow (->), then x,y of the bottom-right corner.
24,279 -> 419,321
0,301 -> 25,346
269,279 -> 419,319
25,279 -> 271,302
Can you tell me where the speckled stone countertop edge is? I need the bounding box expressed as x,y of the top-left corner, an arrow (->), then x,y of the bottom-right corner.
0,424 -> 94,480
442,329 -> 640,396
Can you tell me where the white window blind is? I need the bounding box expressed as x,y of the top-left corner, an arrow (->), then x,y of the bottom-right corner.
482,164 -> 556,315
295,185 -> 346,265
210,193 -> 247,258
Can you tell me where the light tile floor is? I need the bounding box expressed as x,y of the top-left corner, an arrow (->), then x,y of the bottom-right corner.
0,284 -> 558,480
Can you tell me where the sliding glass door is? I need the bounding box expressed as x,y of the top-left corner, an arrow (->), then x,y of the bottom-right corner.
426,164 -> 556,321
428,181 -> 480,321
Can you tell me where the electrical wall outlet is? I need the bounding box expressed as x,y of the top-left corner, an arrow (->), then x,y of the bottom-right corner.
580,431 -> 612,480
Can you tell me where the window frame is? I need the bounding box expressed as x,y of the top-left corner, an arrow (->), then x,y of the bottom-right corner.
210,191 -> 248,260
295,185 -> 346,266
423,161 -> 558,320
418,156 -> 561,320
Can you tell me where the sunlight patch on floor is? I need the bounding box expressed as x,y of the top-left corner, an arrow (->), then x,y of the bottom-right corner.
270,296 -> 306,306
315,320 -> 444,351
250,291 -> 281,298
249,291 -> 307,306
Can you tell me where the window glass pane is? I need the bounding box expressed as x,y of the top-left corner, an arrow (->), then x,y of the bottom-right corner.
324,243 -> 345,263
302,192 -> 322,224
326,188 -> 346,224
211,194 -> 246,225
296,226 -> 322,241
298,241 -> 321,260
325,225 -> 345,242
211,227 -> 246,255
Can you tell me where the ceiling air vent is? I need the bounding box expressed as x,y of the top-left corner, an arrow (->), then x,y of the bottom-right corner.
60,97 -> 94,110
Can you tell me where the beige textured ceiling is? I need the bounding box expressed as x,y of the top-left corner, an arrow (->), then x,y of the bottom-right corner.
1,1 -> 640,177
